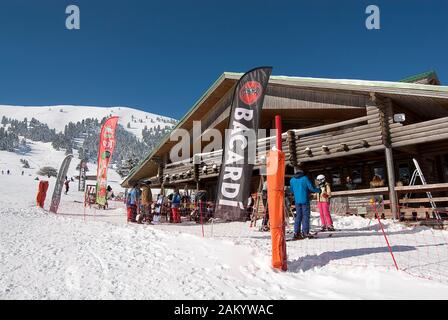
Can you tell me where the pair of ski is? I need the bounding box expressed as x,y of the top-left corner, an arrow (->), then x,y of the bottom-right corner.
286,229 -> 335,241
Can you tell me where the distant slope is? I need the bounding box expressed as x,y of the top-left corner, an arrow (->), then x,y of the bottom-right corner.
0,105 -> 176,139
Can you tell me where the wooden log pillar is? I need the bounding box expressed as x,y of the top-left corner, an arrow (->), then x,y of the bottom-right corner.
287,130 -> 299,168
157,161 -> 164,185
385,147 -> 398,219
193,154 -> 200,191
372,94 -> 399,220
160,155 -> 168,196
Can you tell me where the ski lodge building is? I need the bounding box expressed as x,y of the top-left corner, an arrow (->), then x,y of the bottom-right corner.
121,70 -> 448,220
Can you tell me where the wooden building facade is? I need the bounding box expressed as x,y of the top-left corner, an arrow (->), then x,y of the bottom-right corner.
122,71 -> 448,220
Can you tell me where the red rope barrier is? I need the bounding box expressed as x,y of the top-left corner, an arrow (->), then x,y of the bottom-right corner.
371,202 -> 399,270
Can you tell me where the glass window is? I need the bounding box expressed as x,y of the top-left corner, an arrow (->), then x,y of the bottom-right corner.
398,165 -> 410,185
332,172 -> 341,186
373,167 -> 385,180
352,167 -> 362,184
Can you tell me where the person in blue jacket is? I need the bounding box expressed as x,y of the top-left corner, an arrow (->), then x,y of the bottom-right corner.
290,167 -> 320,239
126,184 -> 141,222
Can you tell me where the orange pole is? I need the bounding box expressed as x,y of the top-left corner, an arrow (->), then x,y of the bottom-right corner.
275,115 -> 282,151
267,115 -> 288,271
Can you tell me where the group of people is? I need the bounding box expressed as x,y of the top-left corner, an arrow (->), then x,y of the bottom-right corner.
124,170 -> 387,237
125,184 -> 213,225
247,168 -> 335,239
289,168 -> 334,240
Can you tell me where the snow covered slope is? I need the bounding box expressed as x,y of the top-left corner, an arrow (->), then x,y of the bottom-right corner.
0,105 -> 176,139
0,139 -> 125,208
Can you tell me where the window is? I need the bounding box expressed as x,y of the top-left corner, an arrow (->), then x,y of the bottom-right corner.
332,172 -> 342,186
398,164 -> 410,185
352,167 -> 362,184
373,166 -> 385,180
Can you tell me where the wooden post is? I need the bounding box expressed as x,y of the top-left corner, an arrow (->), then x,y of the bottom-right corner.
287,130 -> 298,167
373,94 -> 399,220
385,147 -> 398,219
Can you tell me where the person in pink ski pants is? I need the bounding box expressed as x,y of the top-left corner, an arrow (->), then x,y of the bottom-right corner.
315,174 -> 334,231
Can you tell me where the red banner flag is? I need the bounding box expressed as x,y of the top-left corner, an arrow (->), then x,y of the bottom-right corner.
96,116 -> 119,206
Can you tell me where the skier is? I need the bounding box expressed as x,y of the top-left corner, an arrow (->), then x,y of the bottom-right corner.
170,188 -> 181,223
126,184 -> 140,222
315,174 -> 334,232
289,167 -> 320,240
140,182 -> 152,223
21,171 -> 24,176
7,169 -> 10,175
64,179 -> 70,194
1,170 -> 3,175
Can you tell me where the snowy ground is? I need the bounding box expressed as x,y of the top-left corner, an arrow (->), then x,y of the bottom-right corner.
1,145 -> 448,299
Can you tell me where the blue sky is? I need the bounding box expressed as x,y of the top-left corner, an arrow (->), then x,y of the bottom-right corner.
0,0 -> 446,119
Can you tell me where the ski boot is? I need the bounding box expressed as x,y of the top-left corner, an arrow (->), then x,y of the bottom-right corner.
292,233 -> 304,240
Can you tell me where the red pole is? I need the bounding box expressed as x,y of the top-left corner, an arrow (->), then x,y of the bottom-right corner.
372,203 -> 399,270
275,115 -> 282,151
199,200 -> 204,237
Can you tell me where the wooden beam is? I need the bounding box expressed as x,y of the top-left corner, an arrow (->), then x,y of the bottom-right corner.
394,183 -> 448,193
332,187 -> 389,197
383,197 -> 448,204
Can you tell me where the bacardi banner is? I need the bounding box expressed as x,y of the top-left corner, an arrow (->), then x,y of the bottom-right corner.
49,154 -> 74,213
215,67 -> 272,221
96,116 -> 119,206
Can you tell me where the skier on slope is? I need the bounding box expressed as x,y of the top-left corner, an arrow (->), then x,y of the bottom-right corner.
315,174 -> 334,232
64,179 -> 70,194
289,167 -> 320,240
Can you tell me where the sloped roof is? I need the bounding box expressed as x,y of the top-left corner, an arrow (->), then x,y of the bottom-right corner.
399,70 -> 440,85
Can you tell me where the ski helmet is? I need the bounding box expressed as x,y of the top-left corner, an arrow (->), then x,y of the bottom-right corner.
316,174 -> 326,184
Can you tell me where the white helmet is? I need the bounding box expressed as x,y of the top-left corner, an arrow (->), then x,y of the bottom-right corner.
316,174 -> 326,184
